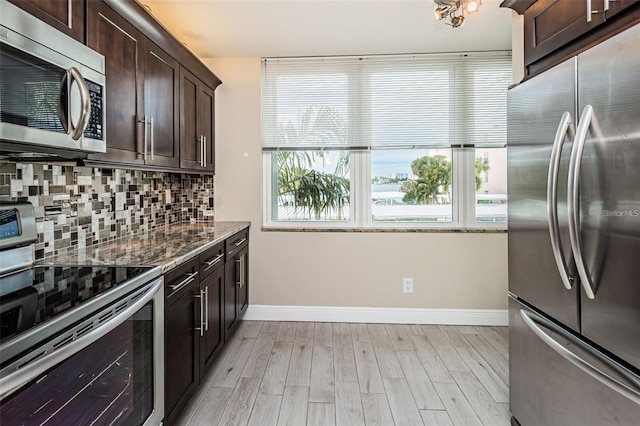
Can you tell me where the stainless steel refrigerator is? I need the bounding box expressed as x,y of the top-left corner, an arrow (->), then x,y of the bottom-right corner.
507,23 -> 640,425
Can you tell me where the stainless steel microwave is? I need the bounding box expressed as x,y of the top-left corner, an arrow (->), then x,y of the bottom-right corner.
0,1 -> 106,155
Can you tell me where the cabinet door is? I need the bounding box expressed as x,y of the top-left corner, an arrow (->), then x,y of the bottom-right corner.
180,67 -> 201,170
87,1 -> 144,165
224,257 -> 239,342
144,41 -> 180,168
180,67 -> 215,172
200,266 -> 225,375
9,0 -> 85,42
164,286 -> 199,426
224,246 -> 249,342
237,247 -> 249,317
524,0 -> 606,66
605,0 -> 640,19
199,83 -> 215,173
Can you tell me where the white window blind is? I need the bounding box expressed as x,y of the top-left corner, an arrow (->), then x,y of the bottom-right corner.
261,52 -> 512,151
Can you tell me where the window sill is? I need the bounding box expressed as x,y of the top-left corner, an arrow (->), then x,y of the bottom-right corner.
261,226 -> 506,234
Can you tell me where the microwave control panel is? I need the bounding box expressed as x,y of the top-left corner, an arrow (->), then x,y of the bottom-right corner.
84,79 -> 104,141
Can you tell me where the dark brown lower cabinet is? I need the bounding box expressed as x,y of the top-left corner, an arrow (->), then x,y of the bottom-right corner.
164,231 -> 249,425
164,258 -> 200,426
199,264 -> 225,374
224,245 -> 249,342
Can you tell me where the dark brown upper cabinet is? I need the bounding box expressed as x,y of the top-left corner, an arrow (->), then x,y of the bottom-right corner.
86,1 -> 144,165
502,0 -> 640,78
86,1 -> 180,168
15,0 -> 222,171
523,0 -> 605,66
180,68 -> 215,172
605,0 -> 640,19
143,41 -> 180,168
9,0 -> 85,43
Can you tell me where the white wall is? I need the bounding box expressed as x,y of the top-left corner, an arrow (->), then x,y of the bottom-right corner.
512,13 -> 525,83
206,56 -> 510,319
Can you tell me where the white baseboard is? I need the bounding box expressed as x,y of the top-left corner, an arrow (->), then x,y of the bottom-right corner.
244,305 -> 508,326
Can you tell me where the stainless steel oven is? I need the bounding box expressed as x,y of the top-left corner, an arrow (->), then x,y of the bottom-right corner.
0,203 -> 164,425
0,0 -> 106,155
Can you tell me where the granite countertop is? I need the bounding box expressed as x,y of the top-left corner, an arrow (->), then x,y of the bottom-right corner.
39,222 -> 251,272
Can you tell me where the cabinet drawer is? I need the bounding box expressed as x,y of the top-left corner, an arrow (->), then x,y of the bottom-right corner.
200,241 -> 225,278
226,229 -> 249,258
165,257 -> 200,303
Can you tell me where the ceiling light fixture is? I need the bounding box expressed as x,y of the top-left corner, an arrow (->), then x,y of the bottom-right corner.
434,0 -> 481,28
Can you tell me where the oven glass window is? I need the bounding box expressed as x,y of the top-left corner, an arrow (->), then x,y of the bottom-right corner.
0,301 -> 155,425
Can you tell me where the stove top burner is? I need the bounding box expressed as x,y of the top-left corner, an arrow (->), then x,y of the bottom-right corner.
0,265 -> 155,344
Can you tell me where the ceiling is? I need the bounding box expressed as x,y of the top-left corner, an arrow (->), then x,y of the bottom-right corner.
139,0 -> 514,59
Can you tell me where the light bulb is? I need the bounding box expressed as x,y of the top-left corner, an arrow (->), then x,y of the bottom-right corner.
465,0 -> 480,14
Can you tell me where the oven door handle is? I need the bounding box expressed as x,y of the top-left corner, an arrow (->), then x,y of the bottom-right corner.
0,278 -> 162,400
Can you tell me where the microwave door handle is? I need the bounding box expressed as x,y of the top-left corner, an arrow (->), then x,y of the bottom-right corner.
547,111 -> 575,290
0,278 -> 162,400
67,67 -> 91,140
57,71 -> 70,134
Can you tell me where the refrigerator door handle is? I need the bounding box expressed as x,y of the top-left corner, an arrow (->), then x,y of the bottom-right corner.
520,309 -> 640,405
568,104 -> 597,299
547,111 -> 575,290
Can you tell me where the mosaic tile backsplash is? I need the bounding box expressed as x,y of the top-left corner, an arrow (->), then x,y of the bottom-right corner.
0,162 -> 215,260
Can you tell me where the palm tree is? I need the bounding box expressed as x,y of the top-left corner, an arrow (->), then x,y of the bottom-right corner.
400,155 -> 452,205
276,106 -> 350,220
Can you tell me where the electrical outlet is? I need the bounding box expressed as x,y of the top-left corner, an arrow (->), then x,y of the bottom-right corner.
403,277 -> 413,293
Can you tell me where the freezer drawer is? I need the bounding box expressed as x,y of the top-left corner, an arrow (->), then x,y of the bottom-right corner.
509,297 -> 640,426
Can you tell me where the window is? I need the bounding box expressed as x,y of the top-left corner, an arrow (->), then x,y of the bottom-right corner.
262,53 -> 511,229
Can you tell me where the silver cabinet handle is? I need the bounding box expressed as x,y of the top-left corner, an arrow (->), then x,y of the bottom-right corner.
0,278 -> 162,400
204,286 -> 209,331
235,258 -> 242,287
199,135 -> 205,167
520,309 -> 640,405
234,237 -> 247,247
568,105 -> 596,299
241,255 -> 245,289
139,115 -> 155,161
168,271 -> 199,294
587,0 -> 610,22
200,288 -> 205,335
547,111 -> 575,290
205,253 -> 224,267
141,115 -> 149,161
64,67 -> 91,140
150,116 -> 155,160
194,289 -> 204,337
204,136 -> 207,168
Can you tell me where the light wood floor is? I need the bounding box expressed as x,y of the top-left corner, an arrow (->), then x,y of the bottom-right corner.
177,321 -> 510,426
